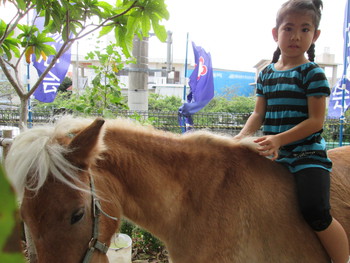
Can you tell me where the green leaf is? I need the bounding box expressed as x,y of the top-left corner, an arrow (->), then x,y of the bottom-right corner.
99,25 -> 114,38
36,33 -> 55,43
114,26 -> 132,58
61,24 -> 69,42
0,21 -> 20,60
16,0 -> 26,11
36,0 -> 44,13
9,44 -> 20,58
1,45 -> 11,60
44,10 -> 51,27
143,0 -> 169,21
0,164 -> 25,262
141,15 -> 151,36
0,254 -> 26,263
51,12 -> 63,32
126,15 -> 140,39
40,45 -> 56,56
96,1 -> 114,11
151,16 -> 167,42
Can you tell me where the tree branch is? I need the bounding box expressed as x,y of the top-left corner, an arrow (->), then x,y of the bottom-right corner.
69,0 -> 139,42
0,4 -> 34,44
0,57 -> 24,97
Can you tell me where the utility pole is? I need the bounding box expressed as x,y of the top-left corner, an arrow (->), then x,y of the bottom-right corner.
128,35 -> 149,111
166,31 -> 172,73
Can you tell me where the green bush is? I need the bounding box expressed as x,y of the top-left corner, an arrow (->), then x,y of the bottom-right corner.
120,220 -> 168,262
119,219 -> 134,237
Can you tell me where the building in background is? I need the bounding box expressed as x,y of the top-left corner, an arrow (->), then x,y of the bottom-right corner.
254,48 -> 340,88
0,36 -> 339,108
70,44 -> 337,103
70,56 -> 256,100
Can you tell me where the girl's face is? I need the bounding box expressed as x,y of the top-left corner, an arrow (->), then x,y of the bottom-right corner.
272,12 -> 320,61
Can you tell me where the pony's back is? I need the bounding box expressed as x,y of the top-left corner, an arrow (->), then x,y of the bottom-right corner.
328,146 -> 350,235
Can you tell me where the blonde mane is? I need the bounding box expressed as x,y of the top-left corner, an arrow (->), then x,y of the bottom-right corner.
5,116 -> 96,200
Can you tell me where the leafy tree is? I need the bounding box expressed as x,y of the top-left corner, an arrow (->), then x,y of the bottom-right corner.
0,0 -> 169,129
147,93 -> 256,114
84,42 -> 133,113
0,80 -> 17,106
35,42 -> 132,116
204,96 -> 255,113
35,84 -> 129,118
148,93 -> 182,111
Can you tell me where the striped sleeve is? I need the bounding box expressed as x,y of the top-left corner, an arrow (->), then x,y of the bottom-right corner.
256,70 -> 265,97
304,65 -> 330,97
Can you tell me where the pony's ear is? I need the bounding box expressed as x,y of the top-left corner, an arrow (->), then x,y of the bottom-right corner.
66,118 -> 105,168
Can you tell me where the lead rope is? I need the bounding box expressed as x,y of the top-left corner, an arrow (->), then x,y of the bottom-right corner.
81,174 -> 118,263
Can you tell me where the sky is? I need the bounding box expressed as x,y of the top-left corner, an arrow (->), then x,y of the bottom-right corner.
0,0 -> 346,74
148,0 -> 347,73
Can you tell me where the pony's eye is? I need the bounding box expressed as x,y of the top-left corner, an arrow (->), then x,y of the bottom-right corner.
71,208 -> 85,225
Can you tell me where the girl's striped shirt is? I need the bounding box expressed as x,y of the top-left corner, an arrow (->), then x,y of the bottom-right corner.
256,62 -> 332,173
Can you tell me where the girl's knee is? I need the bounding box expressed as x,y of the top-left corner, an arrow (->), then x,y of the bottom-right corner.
301,208 -> 332,231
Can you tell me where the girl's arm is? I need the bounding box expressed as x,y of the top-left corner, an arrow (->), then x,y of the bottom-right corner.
255,95 -> 326,159
234,96 -> 266,139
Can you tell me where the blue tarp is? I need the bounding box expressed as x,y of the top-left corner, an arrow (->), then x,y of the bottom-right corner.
187,69 -> 255,98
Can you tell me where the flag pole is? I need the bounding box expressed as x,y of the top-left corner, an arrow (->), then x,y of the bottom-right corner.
339,81 -> 346,146
183,32 -> 189,101
339,0 -> 350,146
180,33 -> 189,133
27,12 -> 32,128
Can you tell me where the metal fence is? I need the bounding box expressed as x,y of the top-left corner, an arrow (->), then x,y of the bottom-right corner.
0,109 -> 349,149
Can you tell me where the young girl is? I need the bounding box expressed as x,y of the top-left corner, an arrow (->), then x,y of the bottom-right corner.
235,0 -> 350,262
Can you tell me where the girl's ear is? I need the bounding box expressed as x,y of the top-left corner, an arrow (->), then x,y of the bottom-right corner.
313,29 -> 321,43
272,27 -> 278,42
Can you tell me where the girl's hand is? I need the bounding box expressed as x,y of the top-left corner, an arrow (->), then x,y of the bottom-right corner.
233,134 -> 245,140
254,135 -> 281,161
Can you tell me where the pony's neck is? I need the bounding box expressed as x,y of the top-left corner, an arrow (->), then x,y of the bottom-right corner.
98,128 -> 186,240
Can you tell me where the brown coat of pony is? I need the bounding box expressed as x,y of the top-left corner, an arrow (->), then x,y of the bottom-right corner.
6,117 -> 350,263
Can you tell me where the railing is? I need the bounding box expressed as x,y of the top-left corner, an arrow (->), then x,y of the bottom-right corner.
0,109 -> 349,150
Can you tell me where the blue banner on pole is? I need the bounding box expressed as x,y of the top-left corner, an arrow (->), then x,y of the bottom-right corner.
33,17 -> 72,103
178,42 -> 214,131
328,79 -> 350,118
328,0 -> 350,119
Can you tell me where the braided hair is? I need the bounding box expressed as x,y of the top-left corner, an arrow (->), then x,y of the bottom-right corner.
307,43 -> 316,62
271,0 -> 322,63
272,47 -> 281,64
271,44 -> 316,63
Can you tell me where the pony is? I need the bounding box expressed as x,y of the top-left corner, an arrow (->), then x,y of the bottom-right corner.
5,116 -> 350,263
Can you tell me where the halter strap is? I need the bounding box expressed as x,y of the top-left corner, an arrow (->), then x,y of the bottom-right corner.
81,174 -> 118,263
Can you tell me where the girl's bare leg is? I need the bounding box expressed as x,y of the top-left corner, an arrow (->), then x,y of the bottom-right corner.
316,218 -> 349,263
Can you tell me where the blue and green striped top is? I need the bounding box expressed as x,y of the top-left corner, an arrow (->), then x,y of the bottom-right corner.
256,62 -> 332,173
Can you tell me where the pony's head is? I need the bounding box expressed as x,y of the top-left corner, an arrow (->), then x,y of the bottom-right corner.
5,117 -> 118,263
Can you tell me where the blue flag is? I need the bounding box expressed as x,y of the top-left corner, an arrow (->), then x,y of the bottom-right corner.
178,42 -> 214,131
328,79 -> 350,118
33,17 -> 72,103
328,0 -> 350,118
